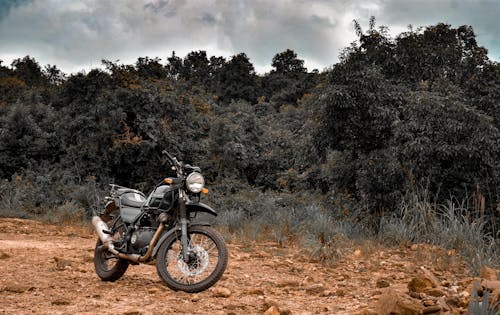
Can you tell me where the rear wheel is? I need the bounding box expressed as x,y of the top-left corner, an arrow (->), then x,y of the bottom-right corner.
156,226 -> 228,292
93,217 -> 129,281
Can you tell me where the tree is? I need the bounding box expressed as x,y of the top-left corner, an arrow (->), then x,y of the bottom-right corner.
214,53 -> 257,103
11,56 -> 45,86
43,64 -> 65,85
262,49 -> 314,105
271,49 -> 306,75
181,50 -> 210,84
135,57 -> 166,79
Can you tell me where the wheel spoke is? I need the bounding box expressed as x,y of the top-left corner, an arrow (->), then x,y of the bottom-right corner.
162,231 -> 220,285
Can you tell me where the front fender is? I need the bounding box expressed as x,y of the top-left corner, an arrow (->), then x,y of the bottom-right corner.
186,201 -> 217,216
152,223 -> 211,258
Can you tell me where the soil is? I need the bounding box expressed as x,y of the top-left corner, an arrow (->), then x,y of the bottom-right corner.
0,218 -> 478,314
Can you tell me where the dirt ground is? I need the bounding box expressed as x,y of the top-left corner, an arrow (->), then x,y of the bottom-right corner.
0,218 -> 479,314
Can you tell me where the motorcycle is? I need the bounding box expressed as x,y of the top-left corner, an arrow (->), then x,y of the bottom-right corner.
92,150 -> 228,293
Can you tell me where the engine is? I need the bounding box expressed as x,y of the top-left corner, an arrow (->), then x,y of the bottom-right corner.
130,227 -> 156,253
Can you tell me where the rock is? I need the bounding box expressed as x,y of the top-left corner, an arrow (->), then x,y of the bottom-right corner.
53,257 -> 73,270
320,290 -> 334,297
408,276 -> 434,293
305,284 -> 325,295
376,288 -> 424,315
51,299 -> 70,306
481,279 -> 500,291
423,305 -> 442,314
376,278 -> 391,288
409,291 -> 423,299
424,287 -> 446,297
277,280 -> 300,288
302,276 -> 315,284
480,265 -> 498,281
212,287 -> 231,298
245,288 -> 265,295
0,252 -> 10,259
423,299 -> 435,306
1,284 -> 34,293
437,297 -> 451,312
446,295 -> 461,307
263,306 -> 280,315
262,299 -> 279,311
419,267 -> 441,288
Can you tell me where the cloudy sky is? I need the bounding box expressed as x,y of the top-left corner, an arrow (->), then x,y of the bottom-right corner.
0,0 -> 499,74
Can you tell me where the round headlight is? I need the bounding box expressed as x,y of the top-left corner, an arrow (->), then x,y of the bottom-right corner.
186,172 -> 205,193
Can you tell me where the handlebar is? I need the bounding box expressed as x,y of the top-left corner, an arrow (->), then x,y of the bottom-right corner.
162,149 -> 183,175
162,150 -> 175,163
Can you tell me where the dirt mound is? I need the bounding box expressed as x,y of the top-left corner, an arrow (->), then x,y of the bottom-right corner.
0,218 -> 490,314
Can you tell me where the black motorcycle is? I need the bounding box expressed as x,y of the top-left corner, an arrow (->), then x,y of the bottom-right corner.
92,150 -> 228,293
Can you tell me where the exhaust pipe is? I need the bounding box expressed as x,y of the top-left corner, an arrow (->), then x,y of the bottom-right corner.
92,216 -> 164,263
92,216 -> 115,247
92,216 -> 141,262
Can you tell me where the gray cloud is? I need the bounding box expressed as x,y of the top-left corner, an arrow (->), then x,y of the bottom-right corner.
0,0 -> 498,74
374,0 -> 500,60
0,0 -> 31,20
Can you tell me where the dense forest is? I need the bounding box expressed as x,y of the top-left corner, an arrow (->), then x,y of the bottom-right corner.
0,21 -> 499,267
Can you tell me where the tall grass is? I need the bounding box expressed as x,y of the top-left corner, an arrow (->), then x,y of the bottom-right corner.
380,187 -> 499,274
0,174 -> 99,224
215,185 -> 498,272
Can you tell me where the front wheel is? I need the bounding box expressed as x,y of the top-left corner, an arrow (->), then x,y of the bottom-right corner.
156,225 -> 228,293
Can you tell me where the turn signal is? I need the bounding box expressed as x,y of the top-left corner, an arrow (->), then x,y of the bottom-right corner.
201,188 -> 209,194
164,178 -> 173,184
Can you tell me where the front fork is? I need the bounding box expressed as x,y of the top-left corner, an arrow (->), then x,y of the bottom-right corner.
178,193 -> 190,262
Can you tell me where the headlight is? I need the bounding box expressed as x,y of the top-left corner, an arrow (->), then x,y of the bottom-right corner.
186,172 -> 205,193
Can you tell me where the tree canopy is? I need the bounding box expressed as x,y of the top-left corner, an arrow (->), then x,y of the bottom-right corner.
0,21 -> 499,234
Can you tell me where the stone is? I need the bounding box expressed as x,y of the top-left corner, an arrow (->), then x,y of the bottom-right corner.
481,279 -> 500,291
245,288 -> 265,295
437,297 -> 451,312
423,305 -> 442,314
262,299 -> 279,311
305,284 -> 325,295
408,276 -> 434,293
212,287 -> 231,298
446,295 -> 461,307
480,265 -> 498,281
423,299 -> 435,306
320,290 -> 334,297
0,252 -> 10,259
424,288 -> 446,297
419,267 -> 441,288
376,278 -> 391,288
376,288 -> 424,315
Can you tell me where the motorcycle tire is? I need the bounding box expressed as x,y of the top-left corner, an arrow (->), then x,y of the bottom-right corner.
93,217 -> 129,281
156,225 -> 228,293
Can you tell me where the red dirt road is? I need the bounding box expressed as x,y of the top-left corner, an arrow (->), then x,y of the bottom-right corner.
0,218 -> 474,314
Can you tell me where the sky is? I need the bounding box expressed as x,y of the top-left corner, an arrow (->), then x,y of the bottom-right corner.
0,0 -> 499,74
